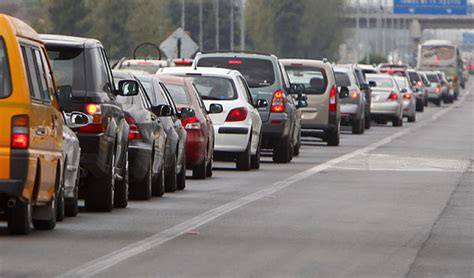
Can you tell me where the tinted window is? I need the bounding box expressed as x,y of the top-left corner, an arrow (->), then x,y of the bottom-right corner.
21,45 -> 42,100
166,84 -> 189,105
285,65 -> 328,94
47,46 -> 86,92
32,48 -> 50,101
0,38 -> 11,98
189,76 -> 237,100
90,48 -> 112,93
408,72 -> 421,82
140,79 -> 167,106
366,76 -> 394,89
335,72 -> 351,87
426,74 -> 439,82
197,57 -> 275,88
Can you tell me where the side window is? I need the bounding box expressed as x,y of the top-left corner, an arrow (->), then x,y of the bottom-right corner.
279,61 -> 291,90
95,48 -> 112,93
100,47 -> 115,91
32,48 -> 51,102
238,76 -> 253,105
192,83 -> 205,109
0,37 -> 12,98
40,48 -> 55,96
139,84 -> 153,109
21,45 -> 41,101
160,83 -> 177,113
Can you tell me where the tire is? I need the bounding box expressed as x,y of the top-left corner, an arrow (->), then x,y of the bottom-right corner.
392,116 -> 403,127
352,118 -> 364,134
236,138 -> 252,170
435,99 -> 441,107
85,151 -> 115,212
56,186 -> 65,222
365,113 -> 371,129
424,97 -> 429,107
327,122 -> 340,146
152,164 -> 165,197
416,101 -> 424,112
177,152 -> 186,190
131,155 -> 152,200
273,136 -> 292,163
408,113 -> 416,123
293,131 -> 301,157
251,134 -> 262,170
33,193 -> 57,230
165,154 -> 177,193
7,199 -> 32,234
206,157 -> 213,178
193,151 -> 207,179
65,185 -> 79,217
114,150 -> 129,208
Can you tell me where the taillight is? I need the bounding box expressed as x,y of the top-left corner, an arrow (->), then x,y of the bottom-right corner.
11,115 -> 29,149
403,93 -> 412,100
388,92 -> 398,101
182,116 -> 201,129
329,85 -> 337,112
80,103 -> 103,133
435,85 -> 441,93
351,91 -> 359,99
125,116 -> 142,140
416,81 -> 422,87
271,90 -> 285,113
226,107 -> 248,122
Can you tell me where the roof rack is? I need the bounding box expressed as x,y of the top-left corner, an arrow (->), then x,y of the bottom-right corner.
198,49 -> 273,56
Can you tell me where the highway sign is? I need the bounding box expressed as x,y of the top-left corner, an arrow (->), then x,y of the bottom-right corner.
393,0 -> 468,15
160,28 -> 199,59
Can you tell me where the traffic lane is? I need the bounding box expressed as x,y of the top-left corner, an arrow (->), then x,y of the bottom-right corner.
97,91 -> 471,277
0,92 -> 456,277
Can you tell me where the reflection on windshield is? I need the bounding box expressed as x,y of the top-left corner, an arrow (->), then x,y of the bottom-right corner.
191,76 -> 237,100
285,66 -> 327,94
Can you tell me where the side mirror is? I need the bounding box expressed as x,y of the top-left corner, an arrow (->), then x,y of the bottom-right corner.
296,100 -> 308,108
179,107 -> 195,119
208,103 -> 224,114
369,81 -> 377,87
151,104 -> 173,117
116,80 -> 140,96
339,86 -> 349,98
65,112 -> 92,128
360,83 -> 369,90
289,83 -> 305,94
255,99 -> 268,108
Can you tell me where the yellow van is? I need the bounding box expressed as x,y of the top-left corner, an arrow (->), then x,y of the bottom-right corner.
0,14 -> 64,234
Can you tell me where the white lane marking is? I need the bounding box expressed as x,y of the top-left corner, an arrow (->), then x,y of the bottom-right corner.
59,90 -> 471,278
331,166 -> 466,172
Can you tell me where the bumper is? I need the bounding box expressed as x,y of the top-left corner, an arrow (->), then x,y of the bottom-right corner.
214,124 -> 250,153
78,133 -> 113,178
340,104 -> 362,125
403,100 -> 415,117
371,102 -> 400,117
0,149 -> 28,198
186,130 -> 207,168
0,180 -> 25,197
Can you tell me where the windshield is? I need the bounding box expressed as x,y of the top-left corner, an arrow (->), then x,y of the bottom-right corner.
189,76 -> 237,100
0,38 -> 11,98
197,57 -> 275,88
334,72 -> 351,87
367,76 -> 394,89
426,74 -> 439,82
285,65 -> 328,94
420,45 -> 456,67
165,84 -> 189,105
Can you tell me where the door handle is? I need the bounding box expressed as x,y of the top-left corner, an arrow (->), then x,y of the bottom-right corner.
36,127 -> 46,136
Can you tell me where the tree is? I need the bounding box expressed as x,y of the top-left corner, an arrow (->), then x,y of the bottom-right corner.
42,0 -> 91,36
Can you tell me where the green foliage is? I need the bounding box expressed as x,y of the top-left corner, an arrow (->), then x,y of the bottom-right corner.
359,54 -> 388,65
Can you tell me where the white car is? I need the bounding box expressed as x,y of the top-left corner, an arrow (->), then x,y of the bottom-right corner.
393,76 -> 417,123
159,67 -> 266,170
366,74 -> 404,127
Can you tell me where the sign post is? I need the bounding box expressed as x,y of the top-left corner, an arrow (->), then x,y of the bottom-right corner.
160,28 -> 199,59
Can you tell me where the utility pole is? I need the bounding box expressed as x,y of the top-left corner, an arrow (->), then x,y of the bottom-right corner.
366,0 -> 371,64
230,0 -> 234,51
215,0 -> 220,50
240,0 -> 245,50
355,0 -> 360,63
181,0 -> 185,30
199,0 -> 203,50
381,0 -> 386,57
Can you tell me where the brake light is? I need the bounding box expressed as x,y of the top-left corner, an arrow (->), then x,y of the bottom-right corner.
416,81 -> 422,87
125,116 -> 142,140
271,90 -> 285,113
435,85 -> 441,93
228,60 -> 243,65
80,103 -> 103,133
181,116 -> 201,129
403,93 -> 412,100
388,92 -> 398,100
226,107 -> 248,122
329,85 -> 337,112
174,59 -> 193,66
351,91 -> 359,99
11,115 -> 29,149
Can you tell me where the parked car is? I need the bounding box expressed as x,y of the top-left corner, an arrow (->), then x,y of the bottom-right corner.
423,71 -> 443,106
159,67 -> 265,170
42,34 -> 138,212
158,74 -> 218,178
0,15 -> 65,234
366,74 -> 404,127
135,74 -> 187,191
393,76 -> 416,122
333,66 -> 366,134
113,70 -> 168,199
193,52 -> 303,162
281,59 -> 341,146
436,71 -> 454,103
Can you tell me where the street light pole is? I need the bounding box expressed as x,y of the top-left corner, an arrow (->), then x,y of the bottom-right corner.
230,0 -> 234,51
355,0 -> 360,63
199,0 -> 203,50
241,0 -> 245,50
215,0 -> 220,50
181,0 -> 185,30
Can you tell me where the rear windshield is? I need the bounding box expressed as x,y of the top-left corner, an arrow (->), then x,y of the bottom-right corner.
285,65 -> 328,94
380,68 -> 407,77
426,74 -> 439,82
47,46 -> 86,92
165,84 -> 189,105
188,76 -> 237,100
0,38 -> 11,98
366,76 -> 394,89
197,57 -> 275,88
394,78 -> 408,89
334,72 -> 351,87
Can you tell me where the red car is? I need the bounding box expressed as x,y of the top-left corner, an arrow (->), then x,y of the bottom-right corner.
158,75 -> 218,179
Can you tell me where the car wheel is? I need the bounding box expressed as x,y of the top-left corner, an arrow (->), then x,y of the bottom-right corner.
152,164 -> 165,197
408,113 -> 416,123
293,131 -> 301,157
236,137 -> 252,170
56,185 -> 65,222
193,151 -> 207,179
85,150 -> 115,212
177,152 -> 186,190
65,184 -> 79,217
33,192 -> 57,230
132,155 -> 152,200
327,122 -> 340,146
416,101 -> 424,112
251,134 -> 262,169
392,116 -> 403,127
365,112 -> 371,129
114,150 -> 129,208
206,157 -> 213,178
352,118 -> 364,134
165,154 -> 177,192
7,198 -> 32,234
273,136 -> 292,163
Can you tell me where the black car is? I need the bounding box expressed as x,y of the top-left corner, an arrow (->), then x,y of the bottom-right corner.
193,52 -> 304,163
136,74 -> 188,193
42,35 -> 136,212
113,70 -> 168,200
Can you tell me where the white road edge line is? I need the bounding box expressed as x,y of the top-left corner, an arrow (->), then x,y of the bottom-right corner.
59,89 -> 471,278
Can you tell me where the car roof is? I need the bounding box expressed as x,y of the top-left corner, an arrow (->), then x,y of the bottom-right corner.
333,66 -> 351,73
156,74 -> 187,86
197,51 -> 277,60
159,66 -> 237,77
280,59 -> 328,67
366,73 -> 393,78
0,14 -> 42,43
40,34 -> 102,48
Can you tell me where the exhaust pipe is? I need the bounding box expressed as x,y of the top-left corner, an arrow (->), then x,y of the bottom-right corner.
7,198 -> 16,208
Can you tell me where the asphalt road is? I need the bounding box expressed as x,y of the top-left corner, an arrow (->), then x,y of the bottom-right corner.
0,83 -> 472,278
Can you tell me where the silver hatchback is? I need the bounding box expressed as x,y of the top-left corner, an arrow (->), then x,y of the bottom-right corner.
366,74 -> 404,127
